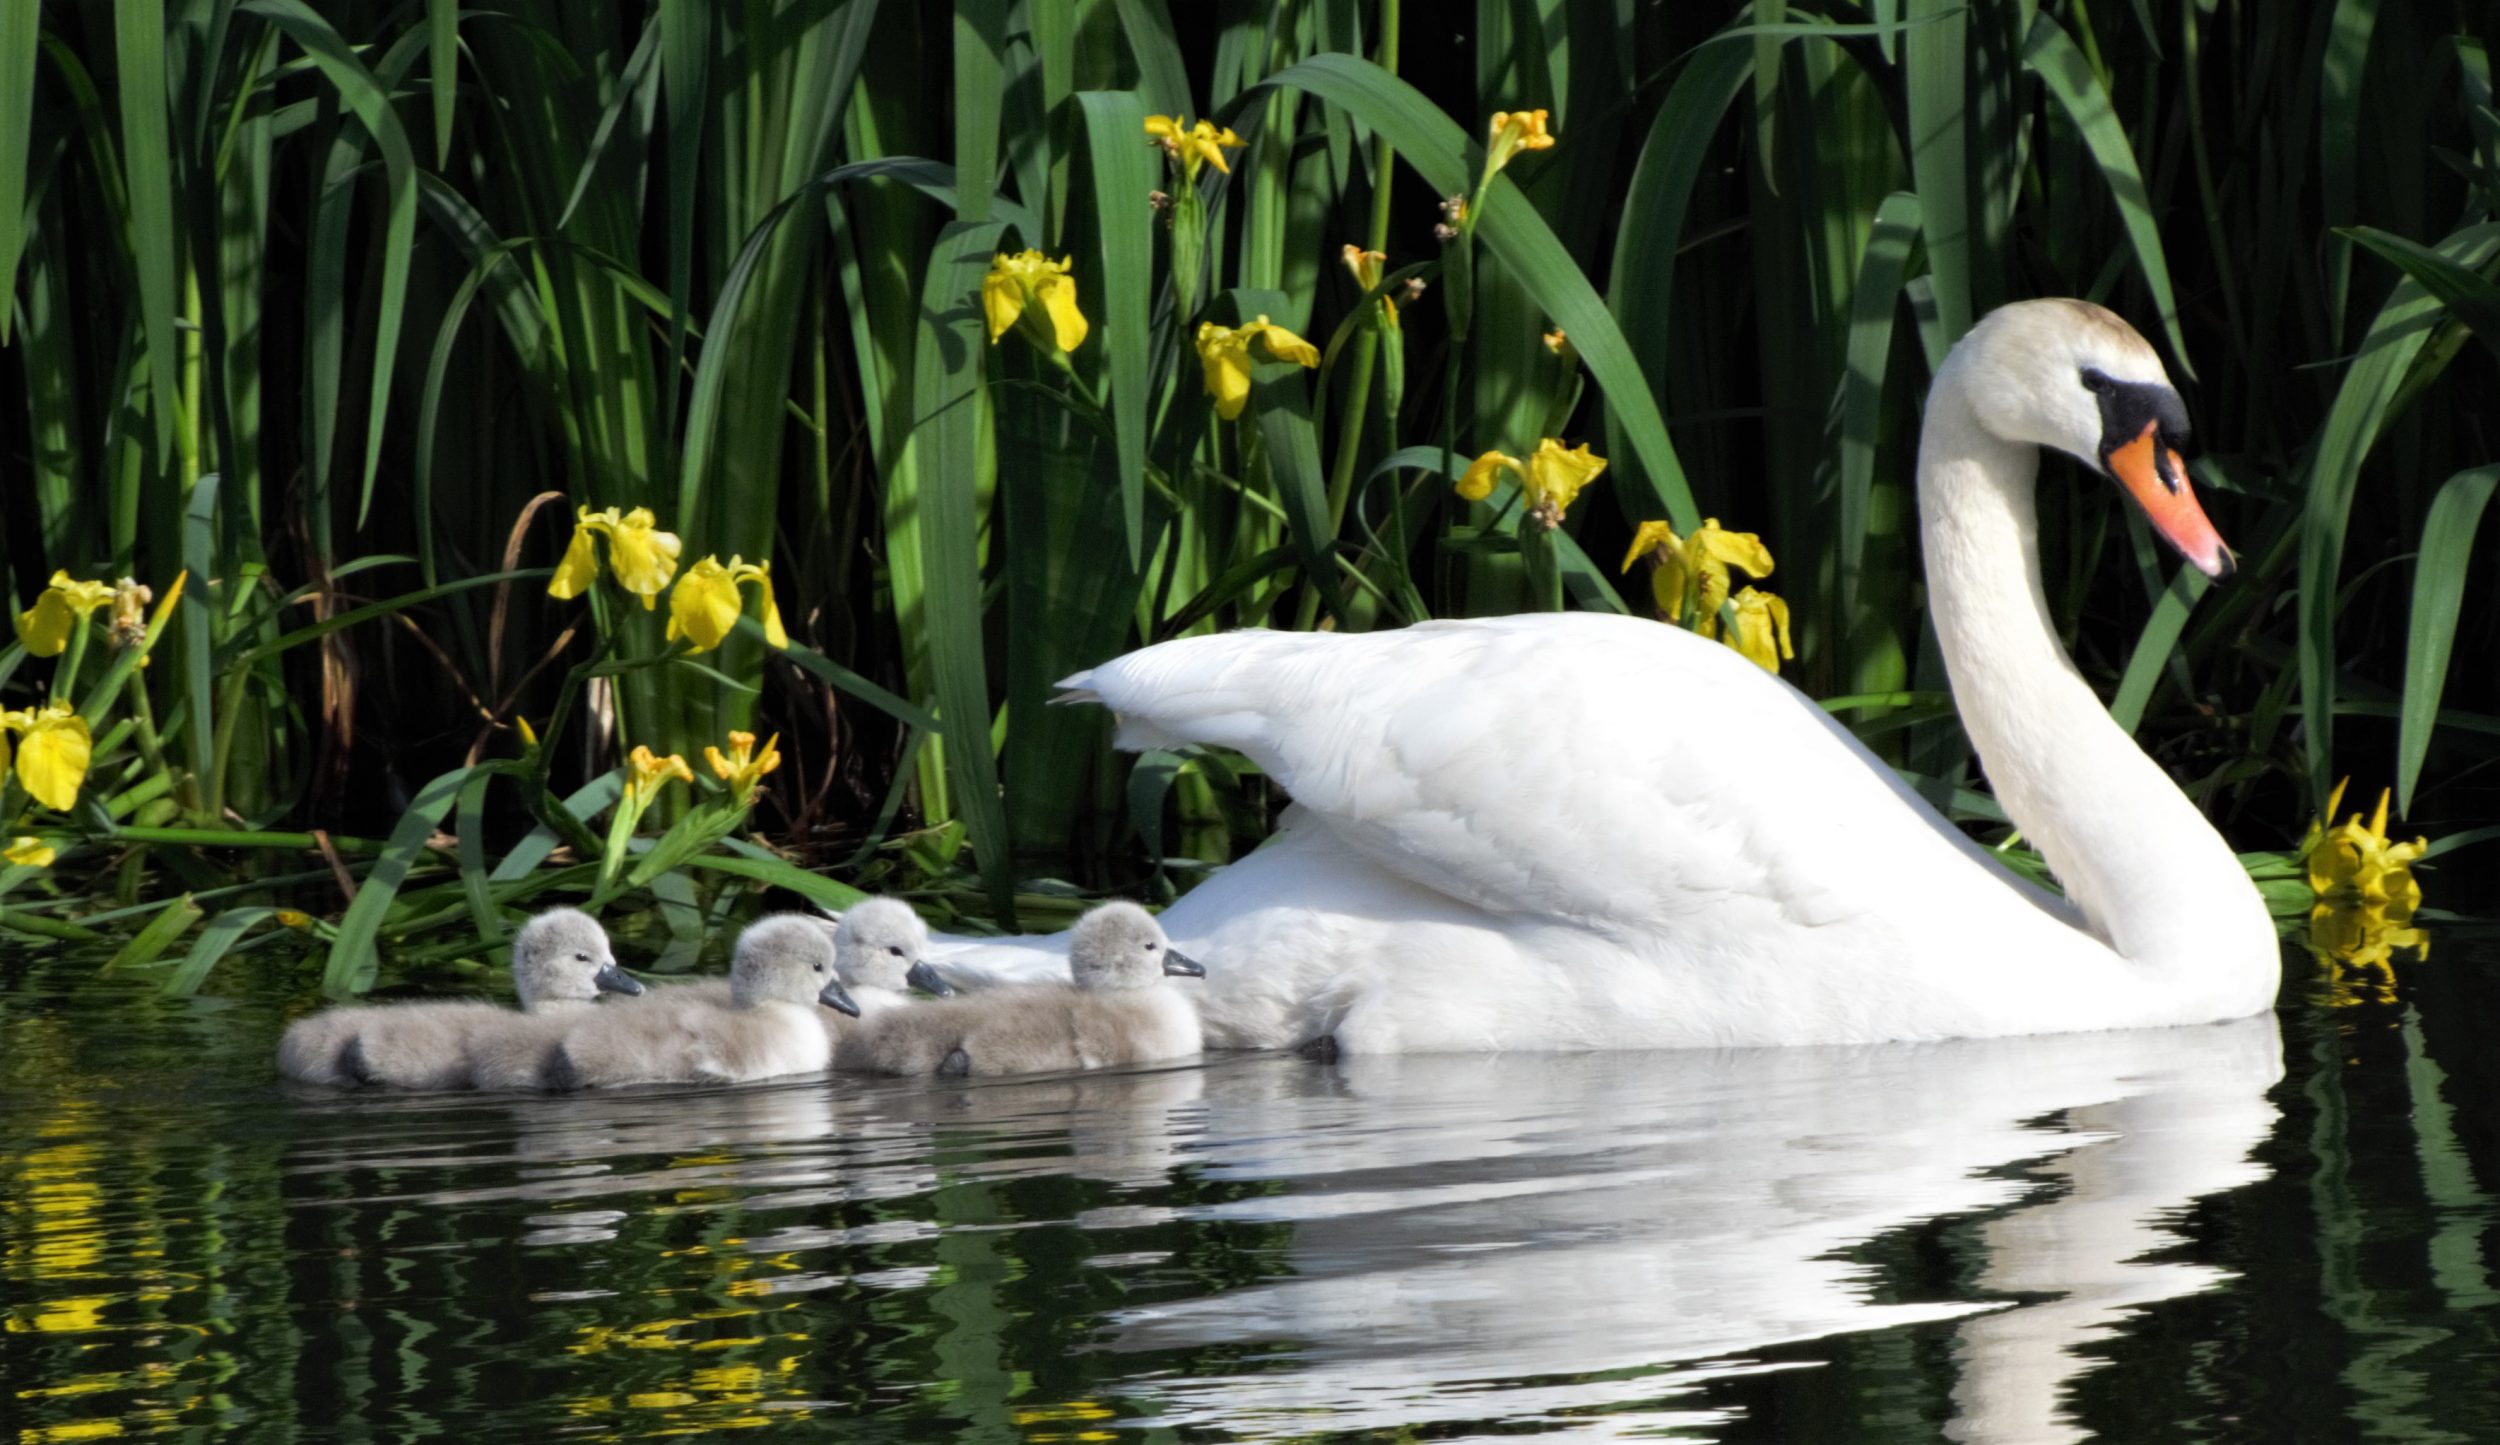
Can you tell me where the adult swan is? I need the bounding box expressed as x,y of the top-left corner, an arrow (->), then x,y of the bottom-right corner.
972,299 -> 2282,1052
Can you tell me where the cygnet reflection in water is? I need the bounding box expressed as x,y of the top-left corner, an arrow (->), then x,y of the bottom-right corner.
1113,1014 -> 2284,1444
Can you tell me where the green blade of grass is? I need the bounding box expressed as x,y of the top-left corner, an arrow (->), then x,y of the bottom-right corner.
104,893 -> 203,972
2341,224 -> 2500,358
0,0 -> 40,343
322,764 -> 471,997
2109,566 -> 2211,735
2396,465 -> 2500,813
2299,221 -> 2500,804
910,218 -> 1017,924
427,0 -> 459,164
2021,11 -> 2192,372
241,0 -> 420,530
162,906 -> 279,997
113,0 -> 178,457
1077,90 -> 1155,564
1837,192 -> 1920,622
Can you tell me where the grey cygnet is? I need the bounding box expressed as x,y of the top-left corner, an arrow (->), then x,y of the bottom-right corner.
843,901 -> 1203,1077
276,908 -> 640,1090
545,913 -> 859,1089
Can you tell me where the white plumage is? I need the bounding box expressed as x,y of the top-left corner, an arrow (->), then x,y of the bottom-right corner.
938,300 -> 2280,1053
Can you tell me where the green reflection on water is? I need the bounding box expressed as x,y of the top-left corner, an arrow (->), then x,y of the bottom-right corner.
3,944 -> 2499,1442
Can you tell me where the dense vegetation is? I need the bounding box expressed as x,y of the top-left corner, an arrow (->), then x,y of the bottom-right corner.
3,0 -> 2495,991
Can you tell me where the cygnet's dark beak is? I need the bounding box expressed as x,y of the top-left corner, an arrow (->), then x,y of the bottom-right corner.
594,962 -> 645,996
817,978 -> 862,1017
905,961 -> 955,997
1161,949 -> 1206,978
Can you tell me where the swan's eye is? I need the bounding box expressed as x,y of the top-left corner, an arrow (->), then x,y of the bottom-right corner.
888,945 -> 904,957
2079,368 -> 2112,394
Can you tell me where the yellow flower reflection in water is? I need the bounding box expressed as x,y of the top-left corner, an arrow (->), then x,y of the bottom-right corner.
2299,778 -> 2429,1007
560,1252 -> 820,1435
1014,1398 -> 1120,1442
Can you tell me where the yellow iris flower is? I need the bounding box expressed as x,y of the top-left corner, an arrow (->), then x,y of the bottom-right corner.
2302,779 -> 2427,913
2296,779 -> 2431,988
4,836 -> 54,869
1193,316 -> 1320,420
14,572 -> 118,656
624,745 -> 695,808
548,506 -> 684,609
1717,587 -> 1794,675
1145,115 -> 1246,179
982,251 -> 1089,352
1483,108 -> 1557,181
705,730 -> 783,804
1456,438 -> 1608,528
666,556 -> 790,654
1622,517 -> 1777,622
1340,244 -> 1396,325
1,703 -> 93,811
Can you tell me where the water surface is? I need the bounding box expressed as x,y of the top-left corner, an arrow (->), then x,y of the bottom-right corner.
5,944 -> 2498,1441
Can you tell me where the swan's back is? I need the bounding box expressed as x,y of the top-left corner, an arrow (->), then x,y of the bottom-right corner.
1070,616 -> 2066,945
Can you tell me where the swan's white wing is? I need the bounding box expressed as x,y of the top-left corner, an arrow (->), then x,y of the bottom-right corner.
1068,614 -> 2067,940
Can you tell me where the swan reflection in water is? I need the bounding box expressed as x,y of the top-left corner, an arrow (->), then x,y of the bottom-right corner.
1117,1014 -> 2283,1443
277,1013 -> 2280,1442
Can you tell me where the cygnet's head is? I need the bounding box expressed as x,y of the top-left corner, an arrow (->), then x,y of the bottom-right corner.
1067,901 -> 1204,992
833,897 -> 948,996
733,913 -> 860,1016
1938,298 -> 2229,579
510,907 -> 641,1006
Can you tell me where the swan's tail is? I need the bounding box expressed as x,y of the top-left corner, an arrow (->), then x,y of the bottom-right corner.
1051,628 -> 1344,759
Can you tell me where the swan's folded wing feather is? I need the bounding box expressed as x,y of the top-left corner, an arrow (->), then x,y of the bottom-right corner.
1078,615 -> 2064,939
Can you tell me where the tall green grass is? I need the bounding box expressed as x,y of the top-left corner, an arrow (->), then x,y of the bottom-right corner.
3,1 -> 2497,986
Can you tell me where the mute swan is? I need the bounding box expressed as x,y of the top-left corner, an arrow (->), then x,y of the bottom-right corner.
848,902 -> 1204,1076
547,914 -> 860,1089
945,299 -> 2279,1053
276,908 -> 639,1088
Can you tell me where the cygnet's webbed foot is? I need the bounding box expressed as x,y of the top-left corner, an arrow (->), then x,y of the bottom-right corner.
1297,1034 -> 1340,1064
340,1035 -> 379,1086
939,1048 -> 972,1077
543,1049 -> 586,1093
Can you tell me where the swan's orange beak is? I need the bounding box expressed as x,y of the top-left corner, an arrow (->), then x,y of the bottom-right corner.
2105,421 -> 2233,580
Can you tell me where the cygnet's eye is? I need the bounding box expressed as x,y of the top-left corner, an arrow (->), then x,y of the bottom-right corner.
574,951 -> 590,963
1144,941 -> 1159,952
813,962 -> 827,974
888,945 -> 904,957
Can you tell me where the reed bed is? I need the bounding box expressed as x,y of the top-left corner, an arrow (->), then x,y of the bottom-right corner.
2,0 -> 2494,990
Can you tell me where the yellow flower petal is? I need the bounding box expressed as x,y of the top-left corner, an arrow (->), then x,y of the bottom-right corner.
14,572 -> 117,656
12,705 -> 91,811
982,265 -> 1028,343
755,572 -> 790,650
1248,316 -> 1320,369
1144,115 -> 1183,143
1621,520 -> 1680,574
606,508 -> 683,607
666,557 -> 744,653
626,744 -> 695,807
1726,588 -> 1794,674
1522,438 -> 1606,520
1457,450 -> 1516,503
1681,519 -> 1775,618
1195,323 -> 1254,420
4,836 -> 53,869
548,517 -> 602,600
1034,269 -> 1090,351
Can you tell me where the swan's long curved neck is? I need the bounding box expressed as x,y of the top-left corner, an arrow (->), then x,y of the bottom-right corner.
1916,382 -> 2254,978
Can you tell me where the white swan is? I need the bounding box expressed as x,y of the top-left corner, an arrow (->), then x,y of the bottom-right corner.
946,299 -> 2279,1052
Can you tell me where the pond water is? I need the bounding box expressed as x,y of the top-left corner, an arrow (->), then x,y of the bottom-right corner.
4,941 -> 2498,1443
